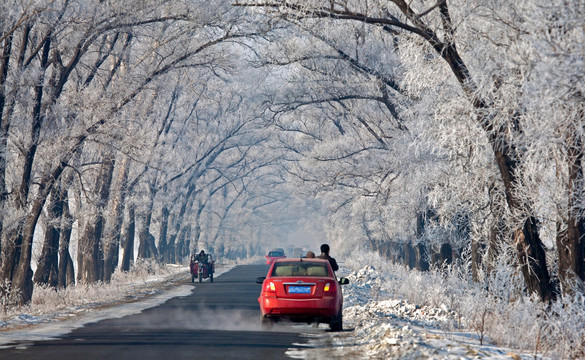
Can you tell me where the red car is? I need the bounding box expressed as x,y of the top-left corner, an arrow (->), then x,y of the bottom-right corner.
256,258 -> 349,331
265,249 -> 286,265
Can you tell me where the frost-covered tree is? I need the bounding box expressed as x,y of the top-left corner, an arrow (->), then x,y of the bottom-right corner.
0,0 -> 266,304
238,0 -> 585,300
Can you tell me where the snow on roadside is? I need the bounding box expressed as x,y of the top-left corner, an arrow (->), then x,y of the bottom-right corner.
290,265 -> 540,360
0,259 -> 561,359
0,263 -> 234,348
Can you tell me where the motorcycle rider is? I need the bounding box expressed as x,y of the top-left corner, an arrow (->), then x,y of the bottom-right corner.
191,250 -> 209,279
196,250 -> 209,264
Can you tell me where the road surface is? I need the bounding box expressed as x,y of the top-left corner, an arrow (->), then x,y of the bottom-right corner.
0,265 -> 323,359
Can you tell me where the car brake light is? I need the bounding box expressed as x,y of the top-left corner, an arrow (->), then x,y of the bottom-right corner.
265,281 -> 276,292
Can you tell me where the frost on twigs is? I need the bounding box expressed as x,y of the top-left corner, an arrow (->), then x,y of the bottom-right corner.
310,256 -> 584,359
1,280 -> 22,317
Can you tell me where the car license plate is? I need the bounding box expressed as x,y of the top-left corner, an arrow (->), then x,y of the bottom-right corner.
288,286 -> 311,294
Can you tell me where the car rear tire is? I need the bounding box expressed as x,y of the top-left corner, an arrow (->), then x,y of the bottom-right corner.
199,274 -> 202,283
330,310 -> 343,332
210,272 -> 213,282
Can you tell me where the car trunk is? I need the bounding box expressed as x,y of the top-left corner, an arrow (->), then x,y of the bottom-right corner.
272,277 -> 330,298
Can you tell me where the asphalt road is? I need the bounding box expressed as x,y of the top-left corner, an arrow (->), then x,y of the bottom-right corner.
0,265 -> 320,360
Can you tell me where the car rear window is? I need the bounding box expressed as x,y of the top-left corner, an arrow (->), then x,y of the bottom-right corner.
271,262 -> 329,277
268,251 -> 284,257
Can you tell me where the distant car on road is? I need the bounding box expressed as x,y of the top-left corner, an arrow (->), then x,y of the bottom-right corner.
256,258 -> 349,331
265,249 -> 286,265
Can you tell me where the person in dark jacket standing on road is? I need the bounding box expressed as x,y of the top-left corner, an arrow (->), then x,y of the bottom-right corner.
317,243 -> 339,271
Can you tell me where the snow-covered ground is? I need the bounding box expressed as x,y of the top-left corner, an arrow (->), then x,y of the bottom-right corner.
288,264 -> 537,360
1,256 -> 580,359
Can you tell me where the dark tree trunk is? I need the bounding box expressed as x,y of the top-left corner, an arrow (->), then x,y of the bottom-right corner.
2,159 -> 68,304
515,217 -> 555,302
176,232 -> 185,263
392,242 -> 405,264
167,234 -> 177,264
137,182 -> 158,261
77,154 -> 115,284
174,234 -> 182,264
471,238 -> 485,282
415,242 -> 430,271
103,155 -> 129,282
34,177 -> 70,287
0,227 -> 23,288
404,242 -> 416,269
556,129 -> 585,293
120,204 -> 135,272
11,197 -> 46,304
0,33 -> 14,247
102,233 -> 120,281
158,206 -> 169,262
415,210 -> 432,271
439,243 -> 453,266
6,37 -> 70,304
33,189 -> 65,287
175,227 -> 190,264
58,192 -> 74,289
184,226 -> 192,260
138,231 -> 159,260
167,184 -> 197,263
191,224 -> 201,257
493,147 -> 556,301
77,221 -> 102,284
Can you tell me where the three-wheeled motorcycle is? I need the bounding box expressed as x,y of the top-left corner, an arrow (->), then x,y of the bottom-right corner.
190,254 -> 215,283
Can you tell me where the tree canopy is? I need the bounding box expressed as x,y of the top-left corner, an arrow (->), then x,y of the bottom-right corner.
1,0 -> 584,305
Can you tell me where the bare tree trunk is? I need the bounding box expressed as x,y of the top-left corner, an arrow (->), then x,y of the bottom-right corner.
415,211 -> 431,271
137,182 -> 158,261
11,197 -> 46,304
77,154 -> 115,284
390,242 -> 405,264
0,227 -> 23,288
138,231 -> 158,260
103,155 -> 129,281
167,233 -> 176,264
34,173 -> 72,287
0,33 -> 14,249
120,204 -> 135,272
415,243 -> 430,271
515,218 -> 554,302
404,242 -> 416,269
471,238 -> 485,282
556,128 -> 585,292
158,206 -> 169,262
33,187 -> 65,287
491,146 -> 555,301
58,191 -> 74,289
191,200 -> 206,255
167,184 -> 197,264
1,36 -> 56,304
175,227 -> 190,264
77,221 -> 102,284
439,243 -> 453,266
